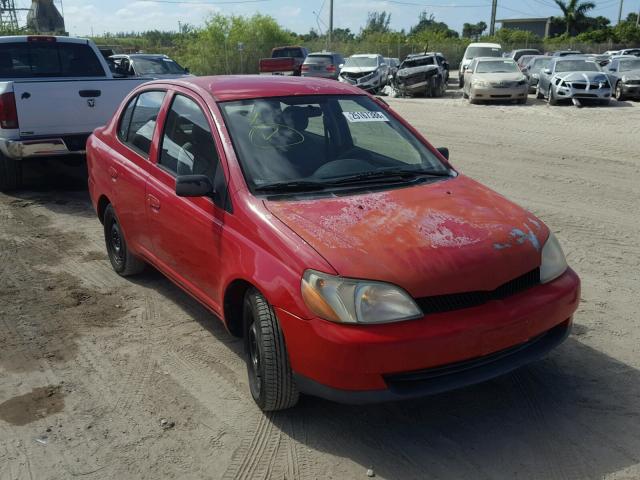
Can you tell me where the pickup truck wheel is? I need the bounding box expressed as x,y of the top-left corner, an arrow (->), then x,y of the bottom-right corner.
243,288 -> 299,411
0,154 -> 23,191
103,204 -> 145,276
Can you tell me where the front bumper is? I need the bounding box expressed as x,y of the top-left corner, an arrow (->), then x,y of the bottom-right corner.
622,82 -> 640,97
339,73 -> 382,91
278,268 -> 580,403
469,85 -> 528,101
555,83 -> 611,100
0,135 -> 87,160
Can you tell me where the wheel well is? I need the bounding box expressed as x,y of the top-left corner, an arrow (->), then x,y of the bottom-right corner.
223,279 -> 256,338
97,195 -> 111,224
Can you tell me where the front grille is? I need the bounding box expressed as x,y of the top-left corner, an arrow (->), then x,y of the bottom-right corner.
415,268 -> 540,315
342,71 -> 372,81
571,82 -> 587,89
491,81 -> 517,88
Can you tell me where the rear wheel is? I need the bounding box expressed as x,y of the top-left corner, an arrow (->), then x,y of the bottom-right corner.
614,81 -> 625,101
103,204 -> 145,276
0,154 -> 22,191
244,289 -> 299,411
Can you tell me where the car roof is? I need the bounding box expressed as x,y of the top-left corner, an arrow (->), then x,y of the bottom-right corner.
475,57 -> 515,62
146,75 -> 364,102
308,52 -> 340,56
0,35 -> 91,44
113,54 -> 169,58
350,54 -> 379,57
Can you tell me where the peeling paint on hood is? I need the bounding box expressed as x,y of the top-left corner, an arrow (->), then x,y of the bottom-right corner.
265,176 -> 548,298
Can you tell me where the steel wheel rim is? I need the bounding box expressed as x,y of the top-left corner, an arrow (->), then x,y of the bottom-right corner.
248,322 -> 261,396
110,222 -> 124,266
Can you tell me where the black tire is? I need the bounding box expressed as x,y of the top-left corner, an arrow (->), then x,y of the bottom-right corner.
535,84 -> 544,99
614,81 -> 625,101
518,97 -> 528,105
462,90 -> 469,99
459,76 -> 464,89
548,86 -> 558,106
243,289 -> 299,411
0,154 -> 22,191
103,204 -> 145,276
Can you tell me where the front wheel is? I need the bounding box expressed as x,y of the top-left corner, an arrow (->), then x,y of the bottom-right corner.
536,84 -> 544,99
0,154 -> 23,191
614,81 -> 625,101
548,86 -> 558,106
244,289 -> 299,411
103,204 -> 145,276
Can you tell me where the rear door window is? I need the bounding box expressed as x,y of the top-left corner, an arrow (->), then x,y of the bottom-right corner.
119,91 -> 166,157
0,41 -> 105,78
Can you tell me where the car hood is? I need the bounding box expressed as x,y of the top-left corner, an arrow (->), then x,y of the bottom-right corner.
396,65 -> 439,79
553,71 -> 608,83
472,72 -> 525,82
340,66 -> 378,74
265,176 -> 548,298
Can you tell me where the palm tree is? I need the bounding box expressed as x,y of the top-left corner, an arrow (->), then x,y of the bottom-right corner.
553,0 -> 596,35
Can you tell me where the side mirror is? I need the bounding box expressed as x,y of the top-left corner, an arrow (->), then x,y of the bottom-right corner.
176,174 -> 214,197
543,68 -> 552,74
184,67 -> 190,74
437,147 -> 449,160
339,63 -> 344,69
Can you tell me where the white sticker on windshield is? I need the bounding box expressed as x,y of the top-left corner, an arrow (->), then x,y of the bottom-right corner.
343,111 -> 389,123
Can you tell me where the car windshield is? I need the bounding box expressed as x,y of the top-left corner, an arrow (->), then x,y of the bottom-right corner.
344,56 -> 378,68
555,60 -> 600,72
531,58 -> 551,70
401,56 -> 435,68
272,48 -> 304,58
475,60 -> 519,73
619,59 -> 640,71
304,55 -> 333,65
466,46 -> 502,59
219,95 -> 450,193
133,57 -> 185,74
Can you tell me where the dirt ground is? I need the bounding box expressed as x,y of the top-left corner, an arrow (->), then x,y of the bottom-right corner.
1,91 -> 639,480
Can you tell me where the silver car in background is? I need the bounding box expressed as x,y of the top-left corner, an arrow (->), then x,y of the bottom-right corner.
605,56 -> 640,101
462,57 -> 528,104
338,54 -> 389,92
301,52 -> 344,80
537,56 -> 611,106
522,56 -> 552,93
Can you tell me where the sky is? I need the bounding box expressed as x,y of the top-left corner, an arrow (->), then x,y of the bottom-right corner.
13,0 -> 640,37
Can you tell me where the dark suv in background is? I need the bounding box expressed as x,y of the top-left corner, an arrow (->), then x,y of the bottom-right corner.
301,52 -> 344,80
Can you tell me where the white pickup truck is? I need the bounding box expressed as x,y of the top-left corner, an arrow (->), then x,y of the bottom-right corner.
0,35 -> 150,190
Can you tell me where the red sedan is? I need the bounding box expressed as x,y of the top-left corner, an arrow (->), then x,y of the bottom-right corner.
87,75 -> 580,411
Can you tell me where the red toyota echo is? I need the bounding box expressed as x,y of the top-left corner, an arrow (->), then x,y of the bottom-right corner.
87,76 -> 580,411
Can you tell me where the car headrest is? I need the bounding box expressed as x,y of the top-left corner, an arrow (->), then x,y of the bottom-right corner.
282,106 -> 310,132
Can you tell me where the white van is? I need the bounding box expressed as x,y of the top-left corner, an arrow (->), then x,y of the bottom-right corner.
458,42 -> 503,88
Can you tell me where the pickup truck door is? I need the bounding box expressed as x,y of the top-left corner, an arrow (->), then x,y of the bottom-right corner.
145,91 -> 229,312
12,78 -> 146,137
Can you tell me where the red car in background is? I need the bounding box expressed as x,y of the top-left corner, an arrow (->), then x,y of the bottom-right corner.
87,75 -> 580,411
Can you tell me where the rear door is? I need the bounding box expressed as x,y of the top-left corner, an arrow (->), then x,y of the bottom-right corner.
0,39 -> 145,136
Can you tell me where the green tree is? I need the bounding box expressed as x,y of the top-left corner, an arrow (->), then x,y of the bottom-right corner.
552,0 -> 596,35
462,21 -> 487,40
361,11 -> 392,37
410,11 -> 458,38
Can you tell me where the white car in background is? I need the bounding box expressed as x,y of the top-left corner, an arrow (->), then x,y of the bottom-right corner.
338,54 -> 389,92
458,42 -> 503,88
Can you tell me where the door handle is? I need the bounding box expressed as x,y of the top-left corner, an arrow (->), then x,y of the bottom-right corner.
108,166 -> 119,179
79,89 -> 102,98
147,194 -> 161,211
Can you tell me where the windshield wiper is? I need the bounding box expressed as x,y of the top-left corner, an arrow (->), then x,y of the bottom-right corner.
254,180 -> 329,193
326,169 -> 450,185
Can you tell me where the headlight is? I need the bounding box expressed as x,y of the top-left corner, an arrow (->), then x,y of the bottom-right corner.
532,73 -> 539,79
517,79 -> 527,85
472,79 -> 489,87
301,270 -> 422,324
540,233 -> 568,284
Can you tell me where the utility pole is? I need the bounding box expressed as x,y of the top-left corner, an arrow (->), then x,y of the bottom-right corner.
489,0 -> 497,36
328,0 -> 333,48
617,0 -> 623,24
